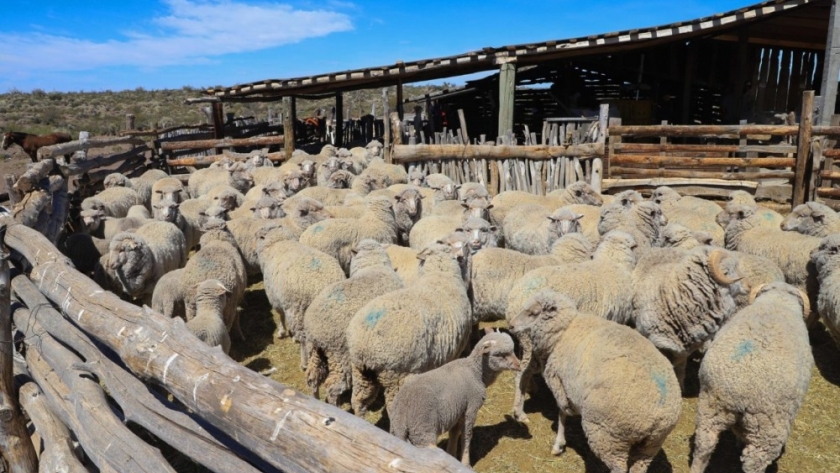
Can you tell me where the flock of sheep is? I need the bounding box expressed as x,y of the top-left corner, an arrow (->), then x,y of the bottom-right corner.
58,139 -> 840,472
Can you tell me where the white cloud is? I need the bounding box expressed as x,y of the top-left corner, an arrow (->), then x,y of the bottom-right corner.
0,0 -> 353,73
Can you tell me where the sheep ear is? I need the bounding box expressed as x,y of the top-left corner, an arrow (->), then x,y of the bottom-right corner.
489,226 -> 497,232
484,327 -> 493,335
480,340 -> 495,354
574,213 -> 584,221
461,202 -> 470,209
416,247 -> 431,262
547,216 -> 557,222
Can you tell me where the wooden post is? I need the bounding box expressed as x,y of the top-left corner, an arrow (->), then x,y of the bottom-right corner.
681,44 -> 697,124
283,96 -> 295,161
71,131 -> 89,164
0,228 -> 38,473
457,109 -> 470,144
498,60 -> 516,141
794,90 -> 815,207
598,104 -> 609,143
819,0 -> 840,126
425,94 -> 434,143
335,92 -> 344,148
397,80 -> 404,121
125,114 -> 135,131
382,88 -> 391,163
211,102 -> 225,140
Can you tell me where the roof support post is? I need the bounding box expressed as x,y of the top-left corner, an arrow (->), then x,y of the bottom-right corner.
498,59 -> 516,141
681,43 -> 697,125
211,101 -> 225,141
283,96 -> 296,160
397,80 -> 404,121
335,92 -> 344,148
819,0 -> 840,125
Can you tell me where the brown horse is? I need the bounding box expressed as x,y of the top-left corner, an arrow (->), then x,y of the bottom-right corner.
2,131 -> 72,162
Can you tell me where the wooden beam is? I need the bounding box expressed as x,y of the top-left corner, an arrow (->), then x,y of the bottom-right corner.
392,143 -> 604,163
37,136 -> 146,160
184,97 -> 221,104
498,61 -> 516,141
0,218 -> 473,473
610,124 -> 798,137
121,124 -> 212,137
610,155 -> 795,168
603,177 -> 758,190
793,90 -> 815,207
613,143 -> 797,154
821,0 -> 840,126
283,96 -> 295,160
167,152 -> 288,168
335,92 -> 344,147
159,135 -> 284,151
610,167 -> 795,180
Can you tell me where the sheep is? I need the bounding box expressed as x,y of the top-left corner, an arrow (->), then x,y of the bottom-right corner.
365,140 -> 383,160
347,241 -> 472,415
781,201 -> 840,237
489,181 -> 603,227
408,168 -> 426,187
660,223 -> 710,249
203,185 -> 245,211
127,205 -> 151,220
503,206 -> 583,255
209,157 -> 234,169
317,156 -> 346,187
425,173 -> 460,201
152,199 -> 200,251
129,169 -> 168,208
632,246 -> 747,388
338,147 -> 367,175
651,186 -> 725,245
251,196 -> 286,219
388,330 -> 521,466
458,182 -> 490,202
186,279 -> 232,354
327,169 -> 355,189
226,218 -> 285,277
299,195 -> 398,274
103,172 -> 132,189
598,199 -> 667,253
151,177 -> 186,208
363,160 -> 408,187
303,240 -> 404,404
384,232 -> 472,287
723,203 -> 821,324
177,198 -> 213,245
79,208 -> 147,240
408,198 -> 494,251
471,233 -> 593,323
81,186 -> 144,218
258,226 -> 345,366
691,282 -> 812,473
809,234 -> 840,347
96,221 -> 187,303
243,153 -> 274,170
187,163 -> 253,197
393,187 -> 425,245
505,231 -> 638,422
291,185 -> 352,207
151,222 -> 246,336
508,290 -> 681,472
426,193 -> 491,218
715,190 -> 783,229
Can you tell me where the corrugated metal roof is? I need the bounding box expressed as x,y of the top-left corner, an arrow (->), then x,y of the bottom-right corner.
204,0 -> 821,100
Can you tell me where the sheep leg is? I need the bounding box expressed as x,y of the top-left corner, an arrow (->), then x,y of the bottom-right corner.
673,355 -> 689,393
232,312 -> 246,341
305,347 -> 328,400
446,417 -> 464,458
299,339 -> 309,371
543,372 -> 570,455
690,396 -> 736,473
512,336 -> 536,423
274,309 -> 289,339
584,428 -> 630,473
380,371 -> 404,414
350,365 -> 379,416
628,437 -> 666,473
459,402 -> 480,465
324,356 -> 350,406
738,413 -> 788,473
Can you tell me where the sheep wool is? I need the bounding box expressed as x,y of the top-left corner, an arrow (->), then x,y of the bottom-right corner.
186,279 -> 232,354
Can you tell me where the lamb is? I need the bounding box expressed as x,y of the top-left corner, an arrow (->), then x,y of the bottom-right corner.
303,240 -> 404,404
151,177 -> 186,208
781,201 -> 840,237
471,232 -> 593,323
691,282 -> 812,473
651,186 -> 725,245
187,163 -> 253,197
388,330 -> 521,466
299,195 -> 398,274
81,186 -> 144,218
489,181 -> 603,227
632,247 -> 747,388
508,290 -> 681,472
347,241 -> 472,415
505,231 -> 638,421
186,279 -> 232,354
715,190 -> 783,228
408,198 -> 494,251
152,199 -> 200,251
96,221 -> 187,303
79,208 -> 147,240
503,206 -> 583,255
809,234 -> 840,347
151,222 -> 246,336
258,226 -> 345,366
393,187 -> 425,245
723,203 -> 821,323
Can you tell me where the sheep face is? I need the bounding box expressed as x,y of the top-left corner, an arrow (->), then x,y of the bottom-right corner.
322,157 -> 342,174
476,331 -> 521,373
328,170 -> 354,189
394,189 -> 423,218
293,199 -> 331,229
781,202 -> 835,236
103,173 -> 129,189
153,199 -> 180,223
567,182 -> 603,206
660,223 -> 694,248
263,181 -> 287,199
283,170 -> 305,194
298,160 -> 316,180
460,197 -> 493,221
80,209 -> 105,233
432,182 -> 460,201
810,234 -> 840,275
107,236 -> 144,271
154,185 -> 184,203
455,218 -> 498,251
547,209 -> 583,239
198,205 -> 229,230
253,197 -> 285,219
213,191 -> 239,211
651,186 -> 681,206
408,169 -> 426,187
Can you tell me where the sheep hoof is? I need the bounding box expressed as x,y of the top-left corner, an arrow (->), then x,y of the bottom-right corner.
276,328 -> 289,339
513,411 -> 530,424
551,445 -> 565,456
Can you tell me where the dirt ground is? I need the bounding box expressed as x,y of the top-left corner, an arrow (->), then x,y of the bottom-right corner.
230,278 -> 840,473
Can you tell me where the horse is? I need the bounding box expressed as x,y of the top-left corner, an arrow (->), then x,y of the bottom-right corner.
2,131 -> 72,163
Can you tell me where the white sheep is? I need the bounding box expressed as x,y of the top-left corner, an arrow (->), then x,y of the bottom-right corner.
186,279 -> 232,354
81,186 -> 144,218
503,206 -> 583,255
489,181 -> 603,227
781,201 -> 840,237
810,234 -> 840,347
651,186 -> 725,245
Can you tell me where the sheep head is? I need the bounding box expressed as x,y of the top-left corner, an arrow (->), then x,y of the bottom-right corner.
781,201 -> 836,236
80,209 -> 105,233
508,289 -> 578,347
153,199 -> 180,223
394,188 -> 423,218
810,233 -> 840,275
473,331 -> 521,378
103,173 -> 130,189
747,281 -> 810,320
298,160 -> 316,180
408,169 -> 426,187
328,170 -> 354,189
282,169 -> 305,194
460,196 -> 493,221
706,249 -> 748,297
547,208 -> 584,238
455,217 -> 498,251
566,181 -> 603,206
651,186 -> 681,206
252,196 -> 285,219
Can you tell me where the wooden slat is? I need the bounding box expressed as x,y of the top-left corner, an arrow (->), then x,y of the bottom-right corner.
610,167 -> 795,180
610,154 -> 795,167
392,143 -> 604,162
793,90 -> 814,206
603,177 -> 758,189
613,143 -> 797,154
159,135 -> 285,151
609,124 -> 798,137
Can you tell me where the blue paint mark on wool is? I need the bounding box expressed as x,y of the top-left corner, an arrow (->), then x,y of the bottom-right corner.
652,371 -> 668,405
364,308 -> 386,328
523,276 -> 547,298
309,258 -> 322,270
732,340 -> 754,361
311,224 -> 325,234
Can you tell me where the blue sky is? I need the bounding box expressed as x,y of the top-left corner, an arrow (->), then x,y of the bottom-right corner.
0,0 -> 759,93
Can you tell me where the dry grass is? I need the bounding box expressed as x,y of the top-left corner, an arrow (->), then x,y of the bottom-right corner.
230,278 -> 840,473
